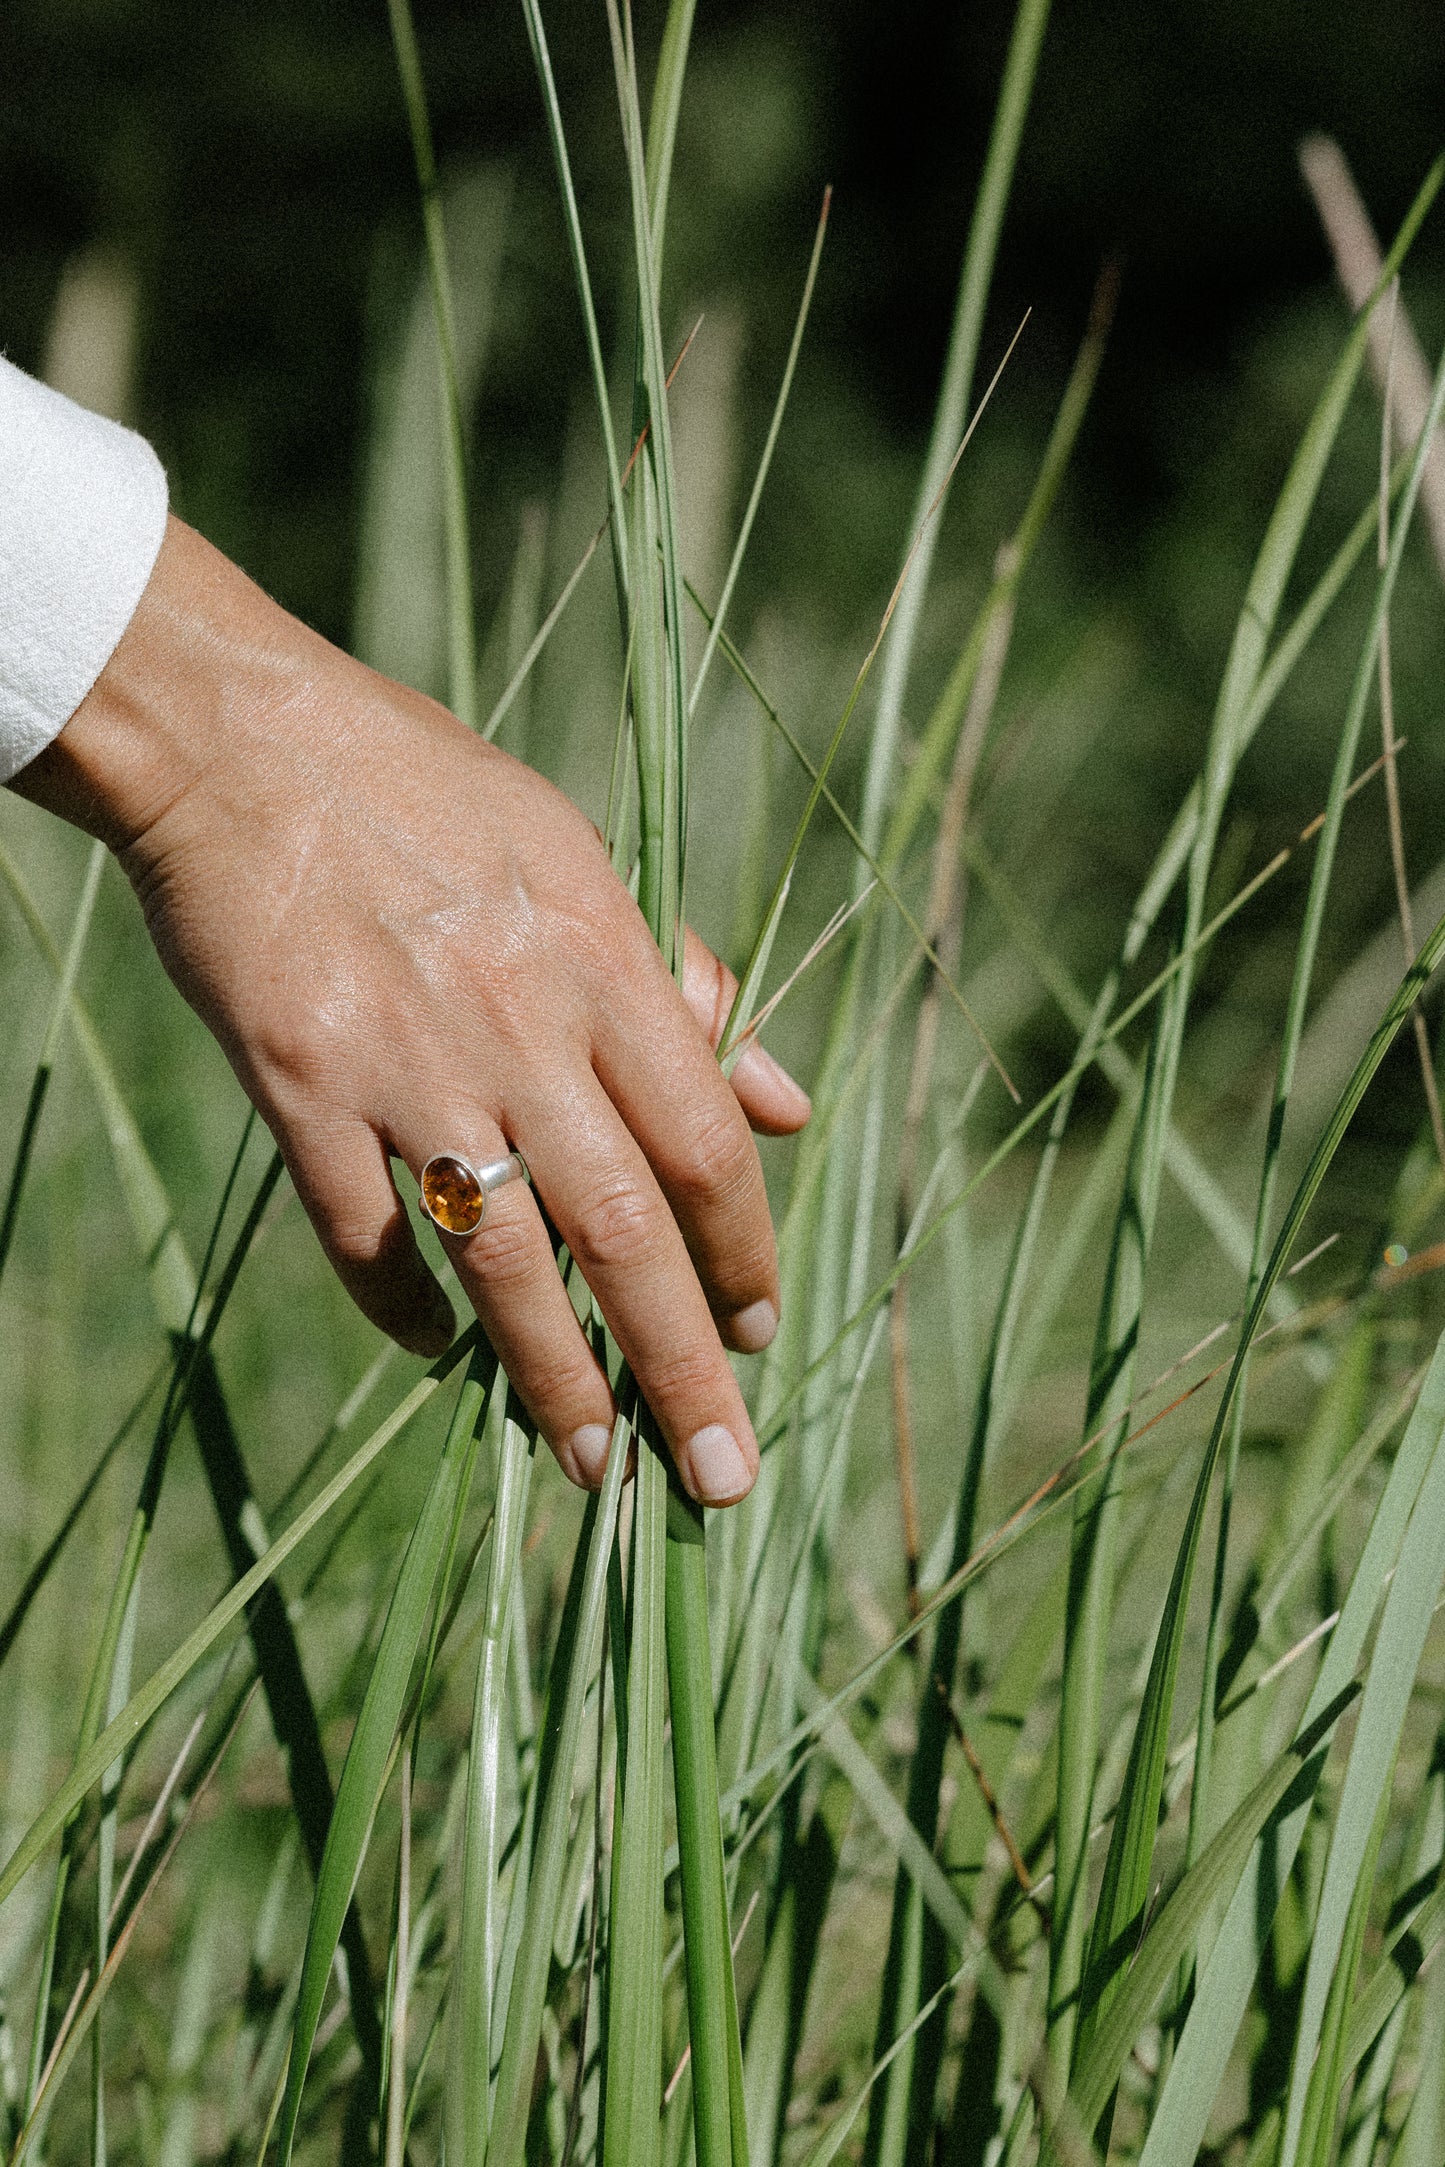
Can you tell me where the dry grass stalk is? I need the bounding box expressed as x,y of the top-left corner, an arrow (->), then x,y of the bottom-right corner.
890,548 -> 1020,1611
1299,133 -> 1445,581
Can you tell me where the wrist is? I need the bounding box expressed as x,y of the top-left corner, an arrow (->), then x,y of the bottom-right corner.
10,516 -> 270,858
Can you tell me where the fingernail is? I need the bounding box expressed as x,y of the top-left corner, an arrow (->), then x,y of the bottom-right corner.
566,1423 -> 613,1487
685,1424 -> 753,1504
729,1298 -> 778,1354
737,1037 -> 812,1121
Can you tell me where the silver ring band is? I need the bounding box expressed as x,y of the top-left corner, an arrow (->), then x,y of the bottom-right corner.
419,1149 -> 529,1237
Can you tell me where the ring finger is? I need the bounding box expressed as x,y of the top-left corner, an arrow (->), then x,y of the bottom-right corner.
397,1112 -> 619,1490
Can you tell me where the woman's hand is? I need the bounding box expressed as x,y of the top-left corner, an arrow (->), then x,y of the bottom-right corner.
13,515 -> 809,1505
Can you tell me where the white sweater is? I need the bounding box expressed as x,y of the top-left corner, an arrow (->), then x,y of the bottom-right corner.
0,356 -> 169,782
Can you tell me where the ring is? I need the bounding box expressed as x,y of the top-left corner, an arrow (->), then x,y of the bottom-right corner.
419,1150 -> 529,1237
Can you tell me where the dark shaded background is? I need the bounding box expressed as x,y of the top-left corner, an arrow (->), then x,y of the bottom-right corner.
4,0 -> 1442,636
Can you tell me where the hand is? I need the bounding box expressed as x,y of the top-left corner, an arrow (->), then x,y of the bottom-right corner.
12,516 -> 810,1505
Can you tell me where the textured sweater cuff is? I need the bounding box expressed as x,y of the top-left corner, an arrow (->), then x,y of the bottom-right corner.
0,356 -> 168,783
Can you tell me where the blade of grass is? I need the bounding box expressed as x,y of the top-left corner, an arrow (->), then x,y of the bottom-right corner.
1139,1318 -> 1445,2167
1339,1863 -> 1445,2086
0,837 -> 103,1291
665,1480 -> 747,2167
517,0 -> 627,609
1277,1320 -> 1445,2167
0,1360 -> 165,1677
1047,212 -> 1443,2090
385,0 -> 477,723
274,1343 -> 498,2167
688,187 -> 830,718
607,0 -> 689,968
448,1393 -> 535,2167
1373,288 -> 1445,1165
489,1404 -> 628,2167
0,1329 -> 479,1915
719,315 -> 1030,1097
1071,324 -> 1445,2111
1293,1784 -> 1389,2167
879,257 -> 1115,875
1066,1690 -> 1361,2138
856,0 -> 1052,875
603,1412 -> 668,2167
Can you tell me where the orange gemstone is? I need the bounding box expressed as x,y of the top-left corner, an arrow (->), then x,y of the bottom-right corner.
421,1155 -> 486,1235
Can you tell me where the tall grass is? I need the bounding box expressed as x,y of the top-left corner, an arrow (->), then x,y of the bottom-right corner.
4,7 -> 1445,2167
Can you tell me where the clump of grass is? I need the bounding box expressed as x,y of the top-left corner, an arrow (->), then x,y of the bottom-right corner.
5,7 -> 1445,2167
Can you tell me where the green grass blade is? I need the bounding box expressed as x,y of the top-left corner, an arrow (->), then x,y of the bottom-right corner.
688,188 -> 830,719
482,522 -> 602,743
1276,1331 -> 1445,2167
604,1419 -> 669,2167
1048,983 -> 1175,2090
880,257 -> 1113,871
449,1394 -> 535,2167
518,0 -> 627,596
489,1418 -> 629,2164
856,0 -> 1052,871
0,1362 -> 163,1677
1067,1689 -> 1360,2138
607,0 -> 689,968
0,837 -> 102,1291
384,0 -> 477,723
0,1329 -> 479,1915
1071,323 -> 1445,2091
1139,1321 -> 1445,2167
274,1344 -> 497,2167
0,836 -> 193,1329
665,1483 -> 745,2167
1184,329 -> 1445,1962
1339,1865 -> 1445,2085
1294,1785 -> 1387,2167
641,0 -> 695,262
802,1949 -> 977,2167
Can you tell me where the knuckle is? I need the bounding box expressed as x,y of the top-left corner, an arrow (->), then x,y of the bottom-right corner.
639,1339 -> 726,1412
569,1174 -> 662,1276
465,1200 -> 542,1293
326,1214 -> 390,1274
672,1102 -> 753,1213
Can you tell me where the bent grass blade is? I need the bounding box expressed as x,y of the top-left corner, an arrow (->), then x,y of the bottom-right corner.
0,1329 -> 479,1915
1066,1690 -> 1361,2140
448,1394 -> 534,2167
274,1344 -> 498,2167
0,836 -> 103,1292
1140,1318 -> 1445,2167
1070,323 -> 1445,2102
489,1414 -> 629,2164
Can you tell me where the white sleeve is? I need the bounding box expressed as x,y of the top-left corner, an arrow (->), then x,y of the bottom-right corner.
0,356 -> 169,783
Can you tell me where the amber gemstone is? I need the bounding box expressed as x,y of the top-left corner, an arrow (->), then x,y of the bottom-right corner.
421,1155 -> 486,1236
